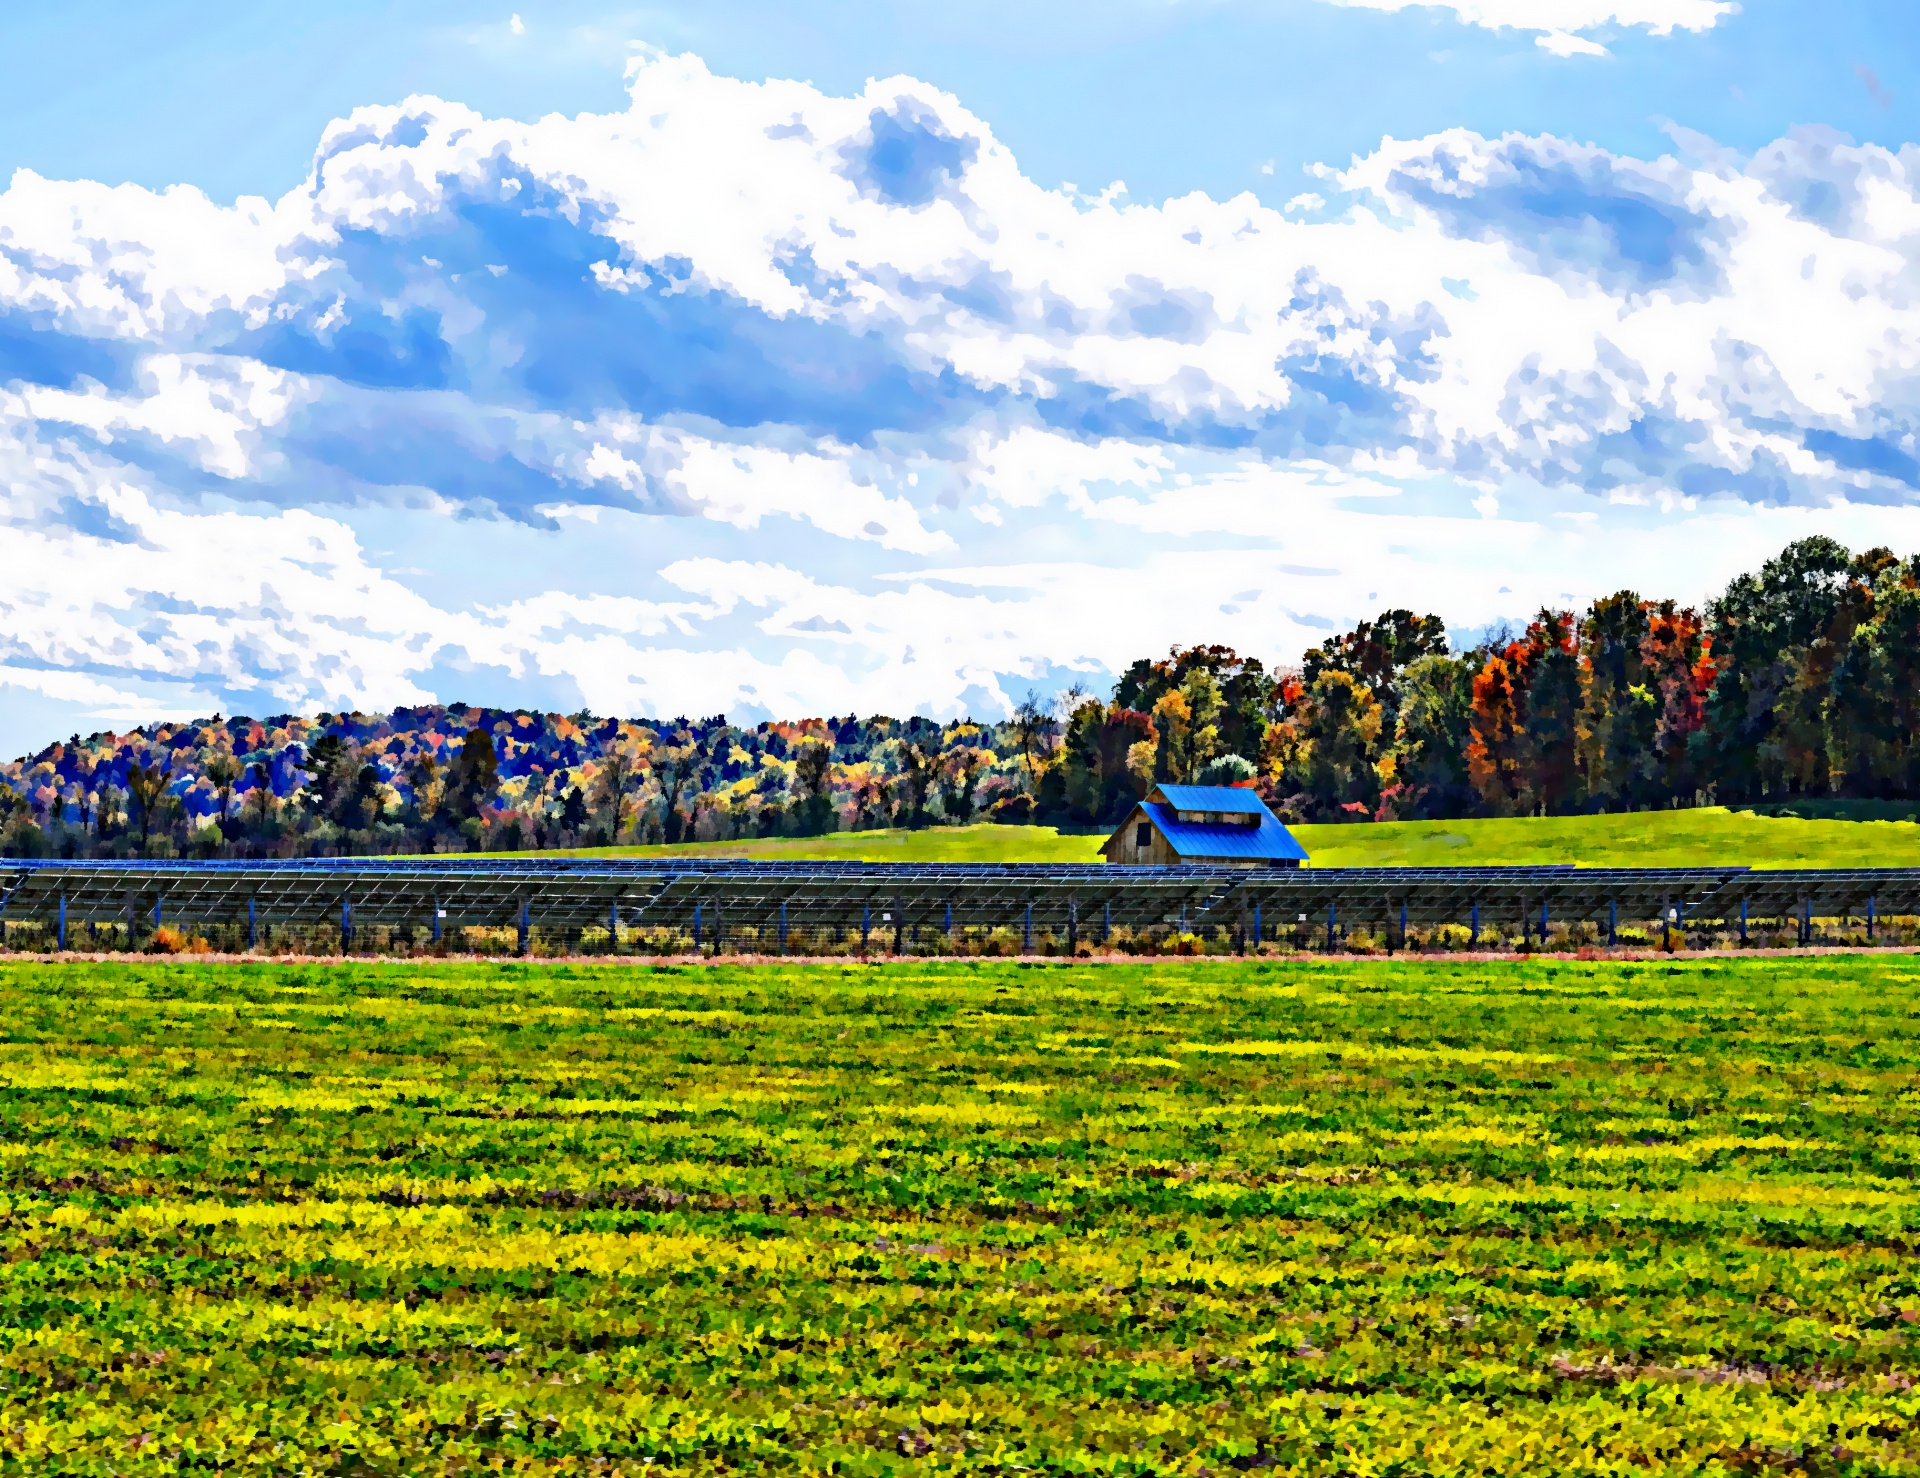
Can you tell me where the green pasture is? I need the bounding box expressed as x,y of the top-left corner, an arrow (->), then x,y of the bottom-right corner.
534,804 -> 1920,868
3,954 -> 1920,1472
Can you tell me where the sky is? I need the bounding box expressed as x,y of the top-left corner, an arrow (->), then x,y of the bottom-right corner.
1,0 -> 1919,756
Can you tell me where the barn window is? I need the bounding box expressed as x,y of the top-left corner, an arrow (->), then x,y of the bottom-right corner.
1135,823 -> 1151,847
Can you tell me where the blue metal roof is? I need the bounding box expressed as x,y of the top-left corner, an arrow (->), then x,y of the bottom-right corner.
1138,800 -> 1310,862
1151,784 -> 1270,814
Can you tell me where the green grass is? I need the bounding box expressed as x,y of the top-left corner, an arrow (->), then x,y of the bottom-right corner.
528,805 -> 1920,868
3,954 -> 1920,1472
536,823 -> 1105,863
1295,806 -> 1920,868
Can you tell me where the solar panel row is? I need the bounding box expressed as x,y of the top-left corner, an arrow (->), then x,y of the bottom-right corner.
2,858 -> 1916,950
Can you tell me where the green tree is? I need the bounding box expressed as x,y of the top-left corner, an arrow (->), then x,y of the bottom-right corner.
1303,609 -> 1448,737
1522,610 -> 1582,814
1280,670 -> 1383,818
439,729 -> 500,826
1377,654 -> 1474,819
1829,562 -> 1920,796
1577,593 -> 1655,810
1699,537 -> 1856,800
1055,701 -> 1105,821
1177,668 -> 1224,780
299,735 -> 359,822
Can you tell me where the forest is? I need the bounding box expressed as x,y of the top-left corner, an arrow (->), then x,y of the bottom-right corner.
1,536 -> 1914,859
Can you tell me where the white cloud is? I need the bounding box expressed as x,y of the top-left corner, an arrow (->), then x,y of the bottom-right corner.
1316,0 -> 1736,53
0,50 -> 1917,741
1536,30 -> 1609,56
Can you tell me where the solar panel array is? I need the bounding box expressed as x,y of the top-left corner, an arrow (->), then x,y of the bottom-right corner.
1,856 -> 1916,951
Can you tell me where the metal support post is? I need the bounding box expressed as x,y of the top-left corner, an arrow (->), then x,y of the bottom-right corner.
1023,902 -> 1033,955
432,899 -> 442,946
893,898 -> 904,956
712,903 -> 722,958
1662,898 -> 1670,950
1102,901 -> 1111,945
609,900 -> 620,953
943,901 -> 953,943
1326,902 -> 1336,953
1869,896 -> 1877,941
1674,900 -> 1684,949
248,897 -> 257,952
1470,902 -> 1479,948
1802,897 -> 1811,947
779,901 -> 788,954
517,897 -> 530,956
1252,903 -> 1262,948
56,895 -> 65,952
1522,900 -> 1530,947
1738,898 -> 1746,944
342,895 -> 353,953
860,904 -> 871,954
1068,898 -> 1078,954
693,903 -> 703,954
1607,900 -> 1617,947
1399,902 -> 1408,951
153,894 -> 164,931
1540,899 -> 1549,943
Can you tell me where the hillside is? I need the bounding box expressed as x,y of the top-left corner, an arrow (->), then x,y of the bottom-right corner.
518,806 -> 1920,869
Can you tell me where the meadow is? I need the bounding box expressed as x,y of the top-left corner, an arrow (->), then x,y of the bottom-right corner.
535,805 -> 1920,869
1,955 -> 1918,1473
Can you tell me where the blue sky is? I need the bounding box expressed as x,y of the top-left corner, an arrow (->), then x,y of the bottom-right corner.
0,0 -> 1918,755
7,2 -> 1918,207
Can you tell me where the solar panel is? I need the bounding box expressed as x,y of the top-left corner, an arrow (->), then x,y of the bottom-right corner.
2,857 -> 1915,952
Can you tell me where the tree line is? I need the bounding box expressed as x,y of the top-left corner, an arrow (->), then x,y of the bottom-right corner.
1,538 -> 1913,858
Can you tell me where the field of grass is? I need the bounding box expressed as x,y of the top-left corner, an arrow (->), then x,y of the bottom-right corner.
4,954 -> 1920,1472
1296,806 -> 1920,869
532,805 -> 1920,869
539,823 -> 1105,864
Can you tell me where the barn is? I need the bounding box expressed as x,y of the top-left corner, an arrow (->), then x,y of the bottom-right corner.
1100,783 -> 1309,867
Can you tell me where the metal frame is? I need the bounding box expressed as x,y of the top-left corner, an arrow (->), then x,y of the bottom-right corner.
4,857 -> 1919,952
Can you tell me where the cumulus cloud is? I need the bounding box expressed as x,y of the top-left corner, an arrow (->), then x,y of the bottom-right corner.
0,50 -> 1918,744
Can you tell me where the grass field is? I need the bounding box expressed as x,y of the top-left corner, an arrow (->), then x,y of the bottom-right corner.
4,954 -> 1920,1472
534,805 -> 1920,868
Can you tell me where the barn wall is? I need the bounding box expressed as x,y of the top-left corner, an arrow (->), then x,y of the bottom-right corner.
1101,813 -> 1180,865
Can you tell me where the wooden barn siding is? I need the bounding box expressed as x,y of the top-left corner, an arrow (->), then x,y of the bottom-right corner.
1101,811 -> 1181,866
1100,813 -> 1272,867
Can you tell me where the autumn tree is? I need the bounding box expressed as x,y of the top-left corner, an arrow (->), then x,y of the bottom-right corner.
1303,609 -> 1448,736
791,739 -> 835,836
1277,670 -> 1383,819
1467,654 -> 1528,816
1011,691 -> 1057,794
591,735 -> 645,841
939,744 -> 990,823
125,758 -> 171,850
248,761 -> 275,832
203,745 -> 242,824
897,742 -> 934,827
